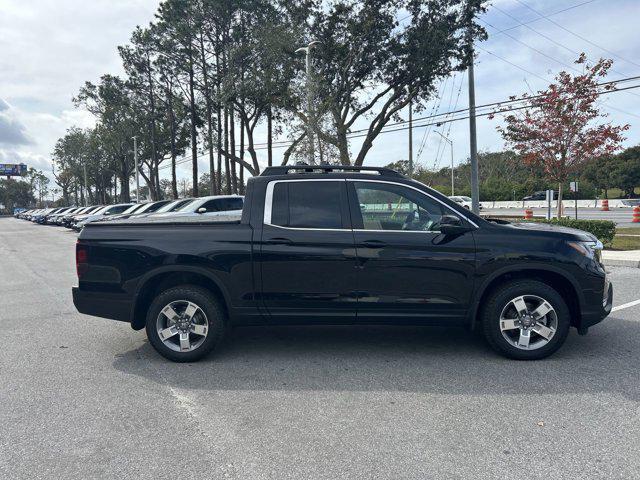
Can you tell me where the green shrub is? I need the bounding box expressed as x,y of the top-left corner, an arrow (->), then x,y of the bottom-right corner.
528,218 -> 616,247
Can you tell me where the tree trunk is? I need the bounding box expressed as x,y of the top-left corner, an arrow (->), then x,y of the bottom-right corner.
146,53 -> 160,199
120,159 -> 131,203
188,51 -> 199,197
230,107 -> 238,194
224,105 -> 231,195
215,50 -> 222,195
267,105 -> 273,167
336,127 -> 350,165
199,32 -> 216,197
239,104 -> 245,195
168,91 -> 179,199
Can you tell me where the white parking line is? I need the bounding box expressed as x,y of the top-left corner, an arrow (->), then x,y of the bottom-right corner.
612,299 -> 640,313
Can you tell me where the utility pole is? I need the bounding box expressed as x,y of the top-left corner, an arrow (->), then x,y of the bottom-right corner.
83,164 -> 88,207
132,136 -> 140,203
296,41 -> 321,165
435,131 -> 454,195
467,12 -> 480,214
408,99 -> 413,178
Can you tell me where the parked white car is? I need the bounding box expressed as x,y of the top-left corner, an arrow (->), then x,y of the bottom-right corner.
152,195 -> 244,218
74,203 -> 134,230
448,196 -> 482,210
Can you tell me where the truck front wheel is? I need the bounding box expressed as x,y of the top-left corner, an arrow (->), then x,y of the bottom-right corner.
145,285 -> 226,362
481,280 -> 571,360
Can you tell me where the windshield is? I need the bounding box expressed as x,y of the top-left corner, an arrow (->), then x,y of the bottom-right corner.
156,199 -> 194,213
140,200 -> 171,213
92,206 -> 109,215
121,203 -> 146,214
105,204 -> 133,215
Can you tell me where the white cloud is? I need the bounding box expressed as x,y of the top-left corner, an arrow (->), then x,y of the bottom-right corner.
0,0 -> 159,181
0,98 -> 33,146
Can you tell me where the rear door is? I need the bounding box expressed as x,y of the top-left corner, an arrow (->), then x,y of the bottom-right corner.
348,180 -> 477,323
259,179 -> 358,322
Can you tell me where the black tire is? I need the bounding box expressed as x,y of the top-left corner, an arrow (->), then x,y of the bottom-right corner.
145,285 -> 226,362
481,280 -> 571,360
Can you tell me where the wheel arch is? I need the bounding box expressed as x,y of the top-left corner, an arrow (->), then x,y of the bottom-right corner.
131,266 -> 231,330
470,266 -> 583,329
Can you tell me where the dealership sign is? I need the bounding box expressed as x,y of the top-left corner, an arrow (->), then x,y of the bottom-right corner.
0,163 -> 27,177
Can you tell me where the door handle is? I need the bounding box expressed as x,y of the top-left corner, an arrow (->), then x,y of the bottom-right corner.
361,240 -> 387,248
267,237 -> 293,245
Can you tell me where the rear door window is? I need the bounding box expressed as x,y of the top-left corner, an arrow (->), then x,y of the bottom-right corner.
270,181 -> 346,229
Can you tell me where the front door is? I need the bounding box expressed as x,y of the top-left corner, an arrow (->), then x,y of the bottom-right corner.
348,180 -> 476,324
259,179 -> 358,322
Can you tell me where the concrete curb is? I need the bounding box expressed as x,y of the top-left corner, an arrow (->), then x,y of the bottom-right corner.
603,258 -> 640,268
602,250 -> 640,268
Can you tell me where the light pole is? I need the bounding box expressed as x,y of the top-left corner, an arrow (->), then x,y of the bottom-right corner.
83,164 -> 88,207
408,99 -> 413,178
132,136 -> 140,203
296,41 -> 321,165
435,131 -> 454,196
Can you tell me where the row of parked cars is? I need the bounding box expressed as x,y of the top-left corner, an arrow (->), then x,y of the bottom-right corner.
14,195 -> 244,230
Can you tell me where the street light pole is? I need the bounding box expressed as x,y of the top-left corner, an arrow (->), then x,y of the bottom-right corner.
83,164 -> 88,207
296,41 -> 321,165
466,11 -> 480,214
132,136 -> 140,203
435,131 -> 454,196
408,99 -> 413,178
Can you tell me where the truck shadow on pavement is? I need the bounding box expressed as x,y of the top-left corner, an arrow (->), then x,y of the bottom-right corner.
112,319 -> 640,401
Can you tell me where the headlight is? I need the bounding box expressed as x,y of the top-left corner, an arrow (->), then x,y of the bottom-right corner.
567,240 -> 603,262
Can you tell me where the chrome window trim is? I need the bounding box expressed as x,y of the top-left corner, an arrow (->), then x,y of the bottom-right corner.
262,177 -> 479,231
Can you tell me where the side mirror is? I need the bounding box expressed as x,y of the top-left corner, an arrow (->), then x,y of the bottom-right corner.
197,207 -> 207,214
439,215 -> 472,235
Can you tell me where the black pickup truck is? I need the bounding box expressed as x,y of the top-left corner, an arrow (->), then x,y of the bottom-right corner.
73,165 -> 612,362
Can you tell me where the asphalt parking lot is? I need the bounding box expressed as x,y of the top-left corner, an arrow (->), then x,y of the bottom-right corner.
1,217 -> 640,480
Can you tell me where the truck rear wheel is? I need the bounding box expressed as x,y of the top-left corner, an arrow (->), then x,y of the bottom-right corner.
145,285 -> 226,362
481,280 -> 570,360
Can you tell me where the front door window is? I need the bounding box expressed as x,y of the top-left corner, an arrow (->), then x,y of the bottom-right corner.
353,181 -> 448,232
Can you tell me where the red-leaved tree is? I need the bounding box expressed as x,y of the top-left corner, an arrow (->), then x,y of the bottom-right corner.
495,55 -> 628,216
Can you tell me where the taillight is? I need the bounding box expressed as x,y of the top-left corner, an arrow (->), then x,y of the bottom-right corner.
76,241 -> 88,278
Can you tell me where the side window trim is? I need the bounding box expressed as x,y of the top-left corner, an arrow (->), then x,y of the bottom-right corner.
264,179 -> 350,231
347,179 -> 479,231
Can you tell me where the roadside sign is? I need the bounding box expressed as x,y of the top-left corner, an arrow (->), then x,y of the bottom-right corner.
0,163 -> 27,177
570,181 -> 578,193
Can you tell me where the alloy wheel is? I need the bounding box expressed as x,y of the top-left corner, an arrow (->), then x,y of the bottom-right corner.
499,295 -> 558,350
155,300 -> 209,352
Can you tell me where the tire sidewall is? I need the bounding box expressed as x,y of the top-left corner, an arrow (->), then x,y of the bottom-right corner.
482,280 -> 571,360
145,286 -> 225,362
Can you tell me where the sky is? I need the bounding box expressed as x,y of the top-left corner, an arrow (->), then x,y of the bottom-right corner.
1,0 -> 639,194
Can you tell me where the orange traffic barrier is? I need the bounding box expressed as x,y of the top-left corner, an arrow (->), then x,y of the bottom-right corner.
601,199 -> 610,211
633,206 -> 640,223
524,208 -> 533,220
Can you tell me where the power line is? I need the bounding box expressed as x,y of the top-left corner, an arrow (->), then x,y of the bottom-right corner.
514,0 -> 640,69
161,81 -> 640,171
434,73 -> 465,171
490,3 -> 639,98
495,0 -> 600,34
479,18 -> 585,76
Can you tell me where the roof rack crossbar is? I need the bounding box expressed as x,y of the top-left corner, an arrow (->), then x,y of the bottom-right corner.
260,165 -> 403,177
